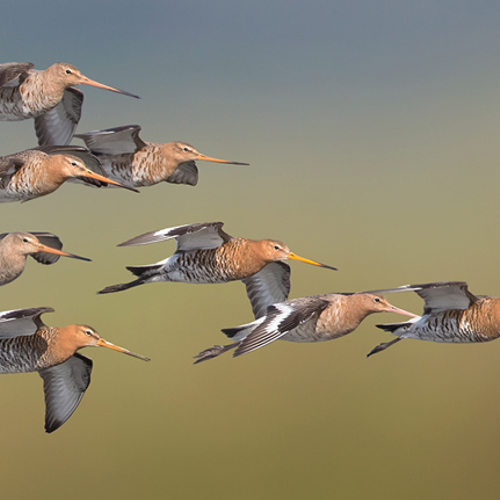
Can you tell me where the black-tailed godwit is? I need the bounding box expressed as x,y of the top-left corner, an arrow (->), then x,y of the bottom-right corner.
194,292 -> 416,362
98,222 -> 337,319
0,145 -> 138,202
75,125 -> 248,188
0,232 -> 90,286
0,307 -> 149,432
367,281 -> 500,356
0,62 -> 139,145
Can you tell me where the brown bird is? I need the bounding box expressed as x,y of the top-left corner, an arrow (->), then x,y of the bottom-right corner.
0,232 -> 90,286
367,281 -> 500,356
0,62 -> 139,146
194,292 -> 417,362
0,307 -> 149,433
98,222 -> 337,318
0,145 -> 138,202
75,125 -> 248,188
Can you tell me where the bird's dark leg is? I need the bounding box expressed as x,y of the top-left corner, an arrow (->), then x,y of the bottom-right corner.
367,337 -> 402,357
193,343 -> 238,364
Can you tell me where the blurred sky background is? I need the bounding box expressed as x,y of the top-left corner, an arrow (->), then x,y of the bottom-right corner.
1,1 -> 500,499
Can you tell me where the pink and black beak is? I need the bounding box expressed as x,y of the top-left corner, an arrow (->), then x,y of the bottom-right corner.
78,75 -> 140,99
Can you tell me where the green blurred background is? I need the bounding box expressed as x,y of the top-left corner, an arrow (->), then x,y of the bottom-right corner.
1,1 -> 500,498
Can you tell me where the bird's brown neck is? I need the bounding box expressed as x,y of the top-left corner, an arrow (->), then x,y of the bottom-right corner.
20,69 -> 65,113
316,295 -> 378,339
140,143 -> 173,180
227,239 -> 268,279
0,244 -> 27,285
33,158 -> 70,194
43,326 -> 80,367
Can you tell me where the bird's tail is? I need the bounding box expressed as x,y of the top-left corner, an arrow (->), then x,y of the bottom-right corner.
221,317 -> 264,341
375,322 -> 409,333
222,326 -> 246,339
126,264 -> 162,277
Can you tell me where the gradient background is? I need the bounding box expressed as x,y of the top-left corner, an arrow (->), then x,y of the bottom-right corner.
1,2 -> 500,499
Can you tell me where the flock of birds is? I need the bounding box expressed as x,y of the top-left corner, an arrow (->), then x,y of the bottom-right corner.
0,61 -> 498,433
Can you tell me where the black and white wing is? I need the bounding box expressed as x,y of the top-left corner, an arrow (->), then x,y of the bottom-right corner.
233,297 -> 330,357
165,161 -> 199,186
366,281 -> 477,314
118,222 -> 233,250
0,62 -> 34,87
242,262 -> 291,319
0,307 -> 53,338
74,125 -> 147,154
38,353 -> 93,433
34,87 -> 83,146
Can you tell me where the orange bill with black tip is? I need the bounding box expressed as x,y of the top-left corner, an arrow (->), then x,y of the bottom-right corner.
37,243 -> 91,262
287,251 -> 338,271
195,153 -> 249,165
97,338 -> 150,361
81,169 -> 140,193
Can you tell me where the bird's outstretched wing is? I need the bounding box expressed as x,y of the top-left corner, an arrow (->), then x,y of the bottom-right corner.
243,262 -> 291,319
365,281 -> 477,314
39,353 -> 93,433
0,307 -> 54,338
75,124 -> 147,154
28,232 -> 64,265
0,62 -> 34,87
34,87 -> 83,146
165,160 -> 199,186
118,222 -> 232,250
0,156 -> 25,179
233,297 -> 330,356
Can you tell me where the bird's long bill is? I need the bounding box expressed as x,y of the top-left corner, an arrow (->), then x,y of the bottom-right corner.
97,338 -> 150,361
196,154 -> 249,166
38,244 -> 91,262
384,304 -> 418,318
81,169 -> 140,193
287,252 -> 338,271
80,75 -> 140,99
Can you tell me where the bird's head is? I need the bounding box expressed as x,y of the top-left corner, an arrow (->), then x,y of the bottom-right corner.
48,62 -> 140,98
58,325 -> 150,361
356,293 -> 417,318
258,239 -> 337,271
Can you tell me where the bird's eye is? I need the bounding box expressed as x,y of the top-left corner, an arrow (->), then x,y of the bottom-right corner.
274,245 -> 280,250
374,298 -> 380,303
85,330 -> 92,336
22,238 -> 29,243
65,69 -> 72,75
71,162 -> 77,166
183,147 -> 189,152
